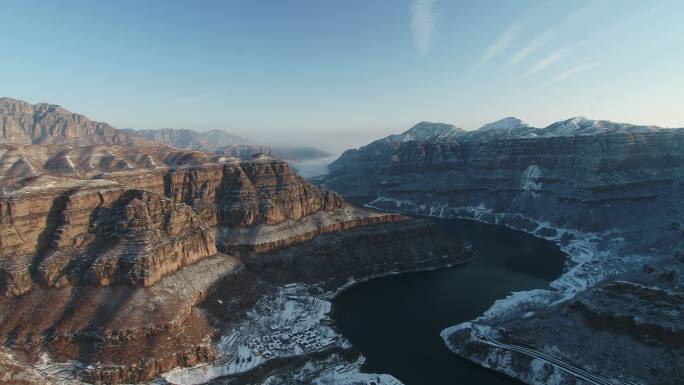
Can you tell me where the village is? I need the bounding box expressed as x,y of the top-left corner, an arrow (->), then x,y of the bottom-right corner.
246,321 -> 337,360
163,285 -> 367,384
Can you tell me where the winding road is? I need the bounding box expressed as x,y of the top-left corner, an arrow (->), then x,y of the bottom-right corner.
474,329 -> 646,385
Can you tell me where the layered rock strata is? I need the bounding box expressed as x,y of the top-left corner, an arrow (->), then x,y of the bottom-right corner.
242,217 -> 473,293
0,177 -> 217,295
215,206 -> 405,255
0,98 -> 151,147
0,99 -> 472,384
321,119 -> 684,385
0,254 -> 249,384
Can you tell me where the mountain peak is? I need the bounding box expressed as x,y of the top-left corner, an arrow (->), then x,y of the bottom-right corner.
477,117 -> 529,132
0,97 -> 153,146
386,121 -> 464,143
406,121 -> 459,134
0,97 -> 34,113
542,116 -> 661,136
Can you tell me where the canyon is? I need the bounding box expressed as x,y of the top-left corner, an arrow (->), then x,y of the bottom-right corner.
4,95 -> 682,385
320,118 -> 684,385
0,98 -> 472,384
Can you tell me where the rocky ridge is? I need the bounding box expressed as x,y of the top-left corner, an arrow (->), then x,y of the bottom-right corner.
125,128 -> 248,151
357,117 -> 665,147
0,98 -> 151,147
126,126 -> 331,161
320,118 -> 684,385
0,100 -> 471,384
1,178 -> 217,296
126,127 -> 273,160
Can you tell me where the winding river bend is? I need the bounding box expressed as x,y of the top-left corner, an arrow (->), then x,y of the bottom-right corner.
333,217 -> 566,385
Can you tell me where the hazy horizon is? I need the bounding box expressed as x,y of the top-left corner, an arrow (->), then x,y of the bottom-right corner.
4,0 -> 683,153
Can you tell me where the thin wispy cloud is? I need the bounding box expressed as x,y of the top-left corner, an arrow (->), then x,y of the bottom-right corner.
506,2 -> 601,70
528,47 -> 572,74
472,24 -> 520,71
410,0 -> 438,54
507,30 -> 553,67
546,62 -> 599,86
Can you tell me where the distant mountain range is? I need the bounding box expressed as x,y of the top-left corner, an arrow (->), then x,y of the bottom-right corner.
125,127 -> 249,150
0,97 -> 152,147
320,117 -> 684,385
377,116 -> 666,146
128,127 -> 331,161
0,97 -> 330,162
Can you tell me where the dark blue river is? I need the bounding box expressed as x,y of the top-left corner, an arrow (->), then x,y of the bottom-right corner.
333,217 -> 566,385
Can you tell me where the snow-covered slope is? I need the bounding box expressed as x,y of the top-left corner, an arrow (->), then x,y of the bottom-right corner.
322,115 -> 684,385
377,117 -> 664,147
384,121 -> 464,143
463,117 -> 534,142
537,116 -> 661,137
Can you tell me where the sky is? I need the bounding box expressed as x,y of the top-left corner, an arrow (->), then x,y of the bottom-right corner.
3,0 -> 683,152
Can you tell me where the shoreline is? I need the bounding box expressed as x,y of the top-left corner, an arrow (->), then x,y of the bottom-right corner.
362,196 -> 654,385
322,254 -> 473,301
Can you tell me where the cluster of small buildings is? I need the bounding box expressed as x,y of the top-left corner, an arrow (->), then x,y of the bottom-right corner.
245,323 -> 337,359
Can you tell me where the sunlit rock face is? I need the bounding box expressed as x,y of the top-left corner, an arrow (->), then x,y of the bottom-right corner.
157,157 -> 345,228
0,179 -> 217,296
0,98 -> 415,384
0,149 -> 346,297
0,98 -> 152,146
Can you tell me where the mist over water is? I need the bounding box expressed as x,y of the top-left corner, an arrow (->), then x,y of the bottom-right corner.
288,155 -> 339,178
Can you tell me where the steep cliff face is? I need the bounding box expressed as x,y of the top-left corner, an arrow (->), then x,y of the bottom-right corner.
242,218 -> 473,291
0,152 -> 349,297
0,98 -> 421,384
0,254 -> 249,384
0,175 -> 237,384
212,157 -> 343,226
105,156 -> 345,228
216,206 -> 405,255
0,143 -> 175,189
571,280 -> 684,348
0,178 -> 217,296
321,118 -> 684,385
0,98 -> 151,146
0,143 -> 345,231
0,162 -> 351,383
325,124 -> 684,239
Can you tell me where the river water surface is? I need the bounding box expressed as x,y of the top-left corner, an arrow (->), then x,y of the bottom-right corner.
333,217 -> 566,385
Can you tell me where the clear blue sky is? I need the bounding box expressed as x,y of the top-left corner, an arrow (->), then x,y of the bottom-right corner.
3,0 -> 683,152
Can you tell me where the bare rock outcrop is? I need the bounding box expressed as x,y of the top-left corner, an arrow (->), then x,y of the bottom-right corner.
0,98 -> 151,146
0,178 -> 217,296
0,254 -> 250,384
216,206 -> 405,255
572,281 -> 684,347
0,98 -> 435,384
106,156 -> 345,228
321,118 -> 684,385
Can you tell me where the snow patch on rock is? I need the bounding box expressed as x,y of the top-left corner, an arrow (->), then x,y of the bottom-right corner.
520,164 -> 541,191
